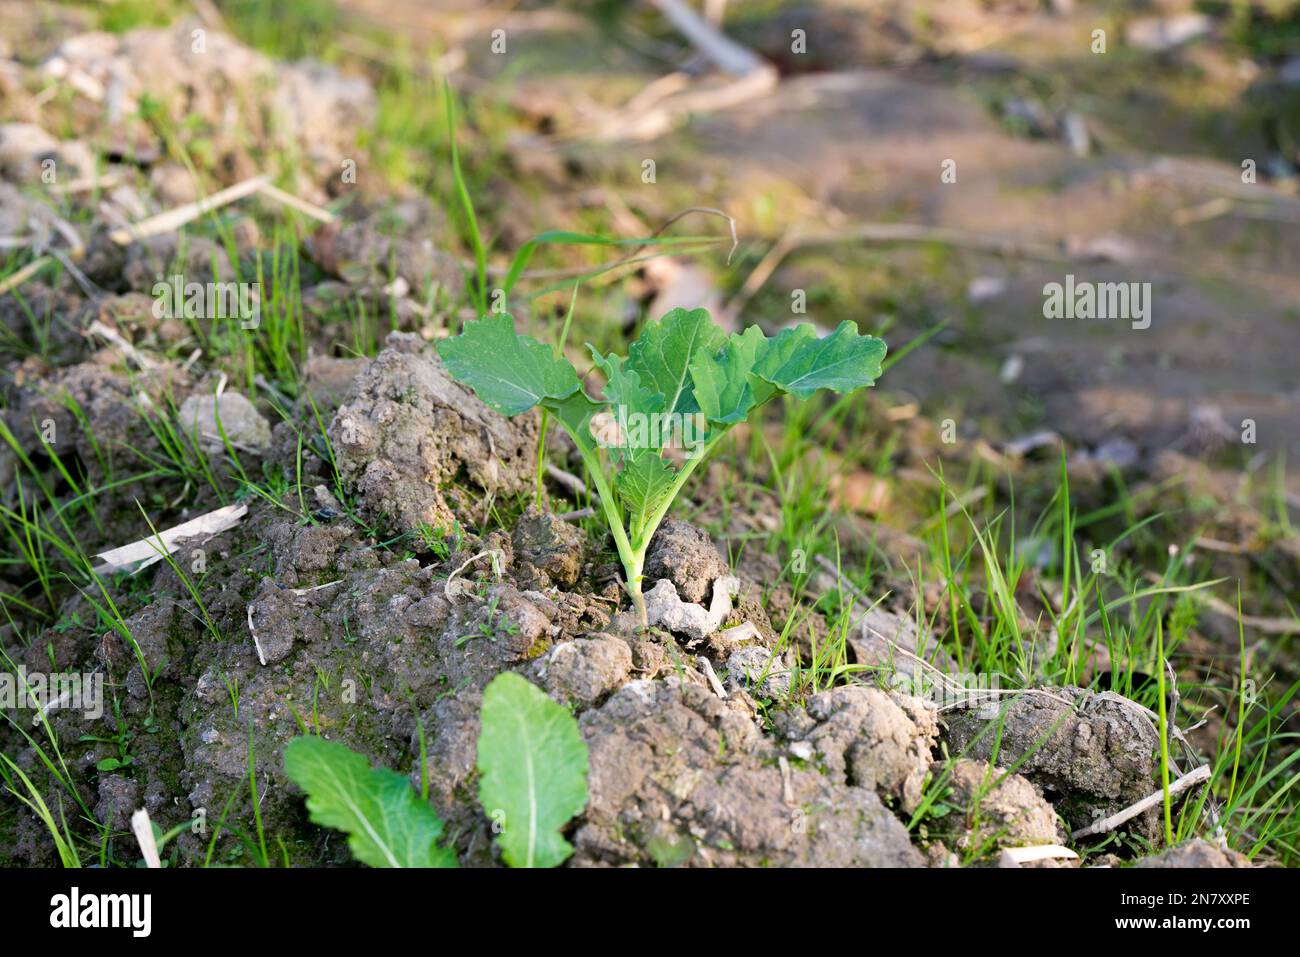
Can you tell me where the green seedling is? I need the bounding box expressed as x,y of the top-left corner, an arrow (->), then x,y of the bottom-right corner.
436,307 -> 886,625
283,673 -> 586,868
284,735 -> 457,868
454,594 -> 518,648
476,672 -> 587,868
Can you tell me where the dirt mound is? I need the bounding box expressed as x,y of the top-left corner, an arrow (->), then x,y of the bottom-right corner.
942,688 -> 1162,838
573,678 -> 924,867
777,685 -> 938,813
1,3 -> 1287,873
32,22 -> 373,195
172,518 -> 585,865
644,519 -> 729,604
534,633 -> 633,709
512,505 -> 586,589
328,332 -> 540,535
935,759 -> 1065,852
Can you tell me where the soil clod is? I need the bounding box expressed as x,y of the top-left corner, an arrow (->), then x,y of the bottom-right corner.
329,333 -> 539,536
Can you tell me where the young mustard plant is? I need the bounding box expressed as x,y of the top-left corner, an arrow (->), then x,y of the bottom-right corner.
436,307 -> 886,625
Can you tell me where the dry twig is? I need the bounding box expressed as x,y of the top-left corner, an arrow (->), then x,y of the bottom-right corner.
1070,765 -> 1211,840
93,503 -> 249,574
131,809 -> 162,869
108,175 -> 271,245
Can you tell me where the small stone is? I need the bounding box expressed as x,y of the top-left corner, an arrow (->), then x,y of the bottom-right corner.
178,392 -> 271,451
0,123 -> 95,184
1091,437 -> 1139,469
967,276 -> 1008,304
645,577 -> 736,641
726,645 -> 794,701
847,605 -> 956,681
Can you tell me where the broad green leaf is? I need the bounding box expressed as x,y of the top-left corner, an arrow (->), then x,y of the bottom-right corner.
747,323 -> 815,406
588,346 -> 663,419
616,452 -> 678,537
753,320 -> 886,400
689,325 -> 768,424
588,345 -> 678,481
436,314 -> 581,416
284,736 -> 456,868
625,307 -> 726,416
477,672 -> 588,868
545,389 -> 604,454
